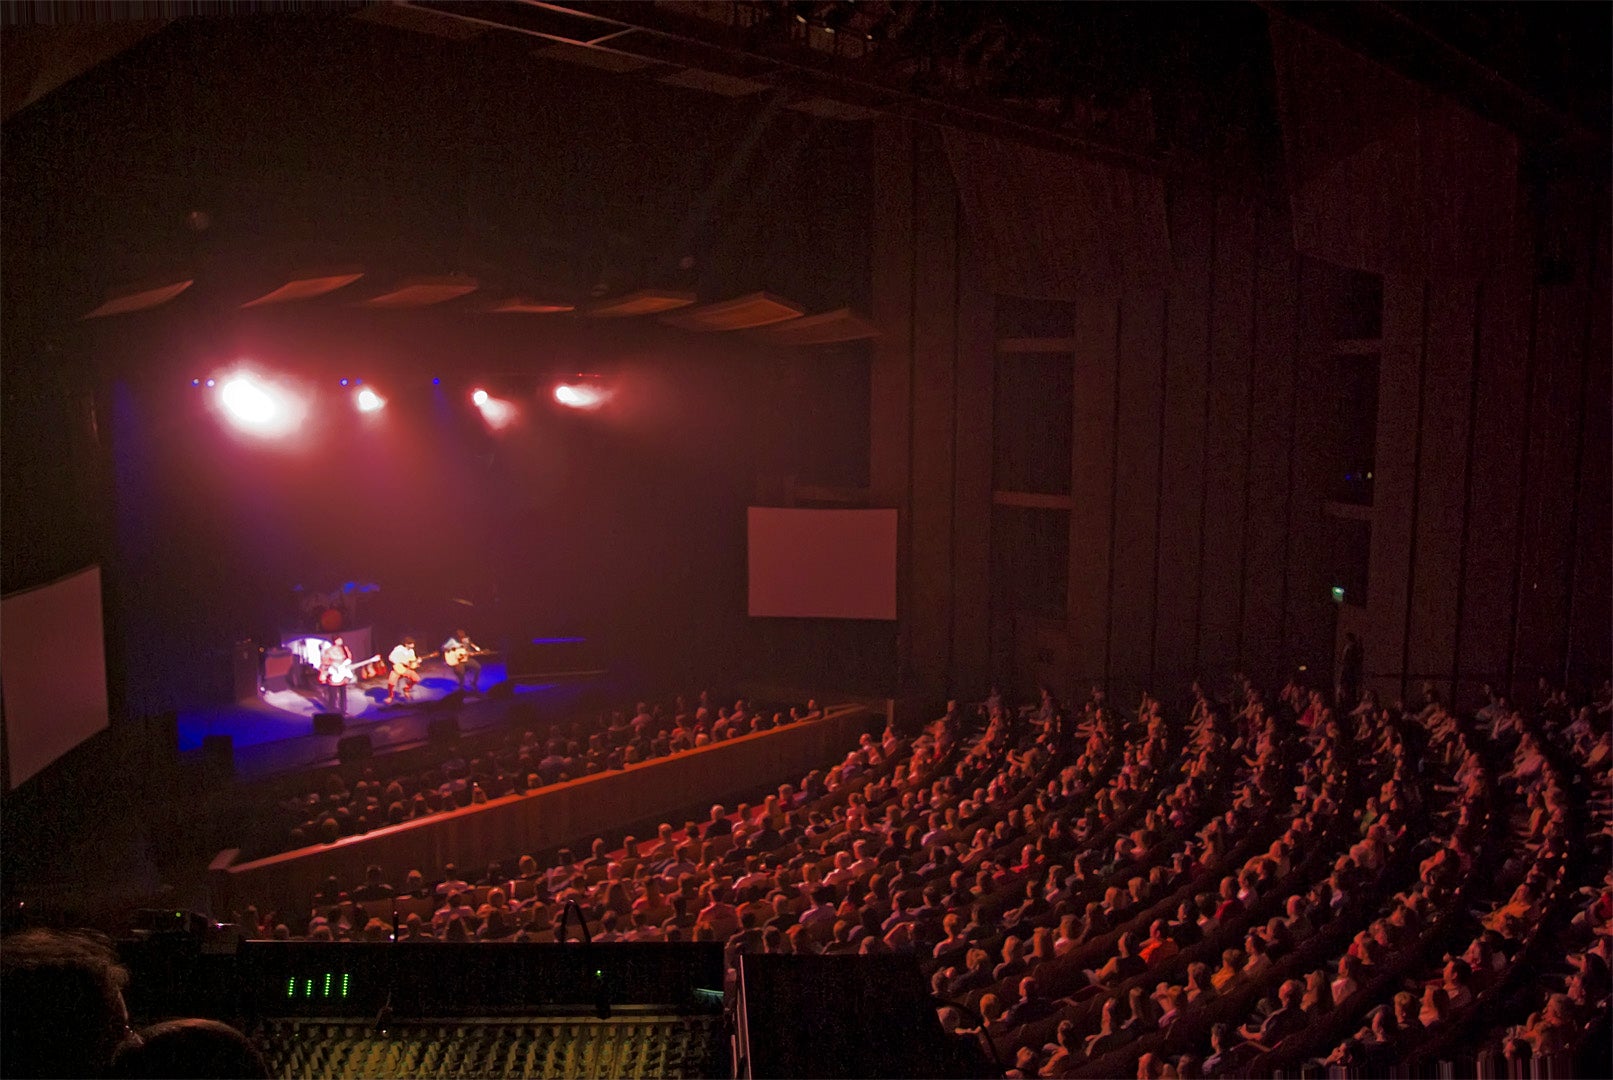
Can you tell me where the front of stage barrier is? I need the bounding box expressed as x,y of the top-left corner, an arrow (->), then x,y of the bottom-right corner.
213,705 -> 874,917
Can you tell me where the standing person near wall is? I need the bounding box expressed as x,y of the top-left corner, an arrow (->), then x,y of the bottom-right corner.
1338,632 -> 1363,709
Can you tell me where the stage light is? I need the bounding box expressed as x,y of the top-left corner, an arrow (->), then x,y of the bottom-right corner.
205,378 -> 216,387
553,375 -> 610,410
433,378 -> 441,386
554,383 -> 599,408
340,378 -> 350,387
472,389 -> 517,431
355,387 -> 385,413
191,378 -> 201,386
216,372 -> 304,437
221,376 -> 278,424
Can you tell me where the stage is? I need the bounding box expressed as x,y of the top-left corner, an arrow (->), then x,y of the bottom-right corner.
177,658 -> 611,783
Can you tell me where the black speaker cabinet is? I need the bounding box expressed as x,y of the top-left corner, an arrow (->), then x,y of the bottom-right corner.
336,734 -> 372,764
232,640 -> 260,701
312,712 -> 344,736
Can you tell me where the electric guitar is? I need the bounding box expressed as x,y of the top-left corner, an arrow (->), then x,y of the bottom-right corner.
320,654 -> 381,686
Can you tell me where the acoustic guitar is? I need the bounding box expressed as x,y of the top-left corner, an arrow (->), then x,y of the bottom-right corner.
392,649 -> 440,675
444,645 -> 497,666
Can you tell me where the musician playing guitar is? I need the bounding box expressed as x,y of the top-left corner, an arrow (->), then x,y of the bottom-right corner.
386,636 -> 423,705
442,628 -> 487,694
319,638 -> 381,715
319,636 -> 354,715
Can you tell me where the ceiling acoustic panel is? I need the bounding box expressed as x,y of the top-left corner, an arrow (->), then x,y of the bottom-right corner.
661,291 -> 805,332
487,296 -> 577,314
409,0 -> 617,45
748,307 -> 879,346
353,3 -> 488,40
584,288 -> 698,318
82,278 -> 193,319
658,68 -> 771,97
240,272 -> 365,308
358,276 -> 479,308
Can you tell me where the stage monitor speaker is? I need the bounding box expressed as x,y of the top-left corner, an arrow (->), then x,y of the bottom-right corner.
426,689 -> 465,714
312,712 -> 344,736
232,640 -> 260,701
428,716 -> 459,743
262,648 -> 294,693
336,734 -> 372,764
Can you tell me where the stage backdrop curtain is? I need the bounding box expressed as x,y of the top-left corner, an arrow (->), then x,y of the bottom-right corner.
1268,16 -> 1520,278
941,130 -> 1172,299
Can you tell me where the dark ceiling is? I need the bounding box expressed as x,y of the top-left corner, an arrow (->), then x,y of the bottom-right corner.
4,1 -> 1607,177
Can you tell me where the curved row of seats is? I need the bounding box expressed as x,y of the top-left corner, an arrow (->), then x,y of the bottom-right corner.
233,678 -> 1611,1078
256,698 -> 819,859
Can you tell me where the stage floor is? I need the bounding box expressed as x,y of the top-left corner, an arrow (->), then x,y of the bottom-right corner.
177,660 -> 609,782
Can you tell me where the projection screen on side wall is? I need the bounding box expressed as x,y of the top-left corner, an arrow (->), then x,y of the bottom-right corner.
2,565 -> 110,788
747,508 -> 898,620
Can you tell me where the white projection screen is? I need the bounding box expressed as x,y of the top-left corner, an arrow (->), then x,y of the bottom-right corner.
748,508 -> 898,620
2,566 -> 110,788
